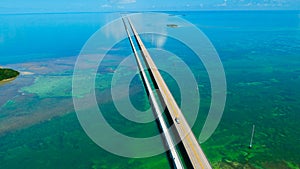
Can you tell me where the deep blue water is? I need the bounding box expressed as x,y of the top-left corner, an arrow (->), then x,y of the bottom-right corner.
1,11 -> 299,65
0,13 -> 115,64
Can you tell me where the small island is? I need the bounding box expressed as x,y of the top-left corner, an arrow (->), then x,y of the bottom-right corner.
167,24 -> 179,28
0,68 -> 20,82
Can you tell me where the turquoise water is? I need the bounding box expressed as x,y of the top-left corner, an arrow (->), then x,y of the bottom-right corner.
0,11 -> 299,168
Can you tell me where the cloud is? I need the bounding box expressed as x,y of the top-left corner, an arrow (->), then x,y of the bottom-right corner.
101,4 -> 112,8
216,0 -> 227,7
118,0 -> 136,4
107,0 -> 136,5
243,2 -> 253,6
102,0 -> 136,10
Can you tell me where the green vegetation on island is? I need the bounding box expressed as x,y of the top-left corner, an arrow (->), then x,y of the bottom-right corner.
0,68 -> 20,81
167,24 -> 178,28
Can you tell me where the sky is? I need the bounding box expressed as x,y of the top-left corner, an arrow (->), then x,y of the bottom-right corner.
0,0 -> 299,13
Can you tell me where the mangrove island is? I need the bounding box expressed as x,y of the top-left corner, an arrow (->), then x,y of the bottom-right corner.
0,68 -> 20,82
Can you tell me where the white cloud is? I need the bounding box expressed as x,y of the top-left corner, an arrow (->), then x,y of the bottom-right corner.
216,0 -> 227,7
102,0 -> 136,9
117,5 -> 125,9
101,4 -> 112,8
243,2 -> 253,6
118,0 -> 136,4
107,0 -> 136,5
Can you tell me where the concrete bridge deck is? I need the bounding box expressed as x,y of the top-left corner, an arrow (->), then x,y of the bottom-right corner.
123,16 -> 212,169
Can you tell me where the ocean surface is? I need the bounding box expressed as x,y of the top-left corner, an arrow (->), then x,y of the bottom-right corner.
0,11 -> 299,168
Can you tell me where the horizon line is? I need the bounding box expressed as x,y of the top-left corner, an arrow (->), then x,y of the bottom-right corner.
0,9 -> 298,15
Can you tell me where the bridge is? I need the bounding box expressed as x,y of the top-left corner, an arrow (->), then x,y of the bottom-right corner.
122,16 -> 212,169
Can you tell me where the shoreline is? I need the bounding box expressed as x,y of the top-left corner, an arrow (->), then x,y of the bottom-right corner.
0,77 -> 18,85
0,76 -> 17,82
